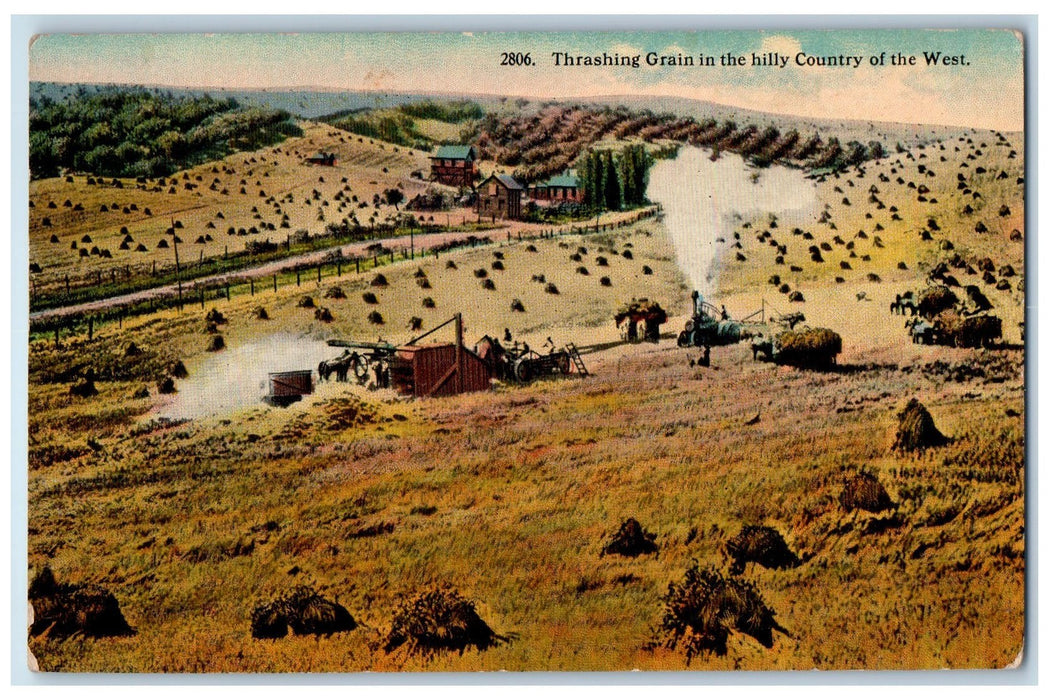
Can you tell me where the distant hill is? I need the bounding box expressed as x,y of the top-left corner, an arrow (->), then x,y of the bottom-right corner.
30,82 -> 448,120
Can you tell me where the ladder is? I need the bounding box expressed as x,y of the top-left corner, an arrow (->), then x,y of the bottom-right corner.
565,343 -> 589,376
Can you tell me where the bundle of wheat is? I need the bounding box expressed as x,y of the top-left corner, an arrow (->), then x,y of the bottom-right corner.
601,518 -> 658,557
250,586 -> 357,639
725,525 -> 800,574
384,588 -> 504,656
839,471 -> 895,513
29,566 -> 134,639
654,565 -> 787,660
893,398 -> 949,452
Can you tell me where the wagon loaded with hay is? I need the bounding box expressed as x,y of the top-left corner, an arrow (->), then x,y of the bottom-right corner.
615,298 -> 668,343
902,286 -> 1003,348
932,309 -> 1002,348
752,327 -> 842,368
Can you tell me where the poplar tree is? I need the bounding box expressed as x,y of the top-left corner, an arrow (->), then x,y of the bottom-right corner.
604,150 -> 621,212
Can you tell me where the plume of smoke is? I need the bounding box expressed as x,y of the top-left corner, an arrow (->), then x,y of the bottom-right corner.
647,146 -> 817,295
157,333 -> 335,420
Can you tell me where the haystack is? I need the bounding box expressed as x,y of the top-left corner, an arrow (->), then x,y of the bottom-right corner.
601,518 -> 658,557
250,585 -> 357,639
774,328 -> 841,368
29,566 -> 134,638
205,334 -> 225,352
323,286 -> 346,299
204,308 -> 227,325
69,378 -> 98,398
250,306 -> 269,320
839,471 -> 895,513
654,565 -> 787,660
384,588 -> 503,656
892,398 -> 949,452
725,525 -> 800,575
297,295 -> 315,309
314,307 -> 334,323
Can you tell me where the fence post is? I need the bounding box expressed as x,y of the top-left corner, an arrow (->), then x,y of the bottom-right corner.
356,258 -> 360,274
65,275 -> 70,295
337,261 -> 342,277
273,274 -> 277,292
250,278 -> 255,296
296,271 -> 301,287
200,288 -> 205,309
317,265 -> 322,285
88,317 -> 93,341
226,282 -> 230,301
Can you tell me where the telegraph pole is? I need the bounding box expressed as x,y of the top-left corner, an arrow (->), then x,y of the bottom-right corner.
172,219 -> 182,311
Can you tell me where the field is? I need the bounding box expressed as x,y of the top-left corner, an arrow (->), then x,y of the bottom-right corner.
26,107 -> 1025,672
29,123 -> 439,304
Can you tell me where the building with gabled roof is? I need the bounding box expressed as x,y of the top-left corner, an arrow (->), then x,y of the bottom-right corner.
529,172 -> 583,203
476,173 -> 524,220
429,144 -> 478,187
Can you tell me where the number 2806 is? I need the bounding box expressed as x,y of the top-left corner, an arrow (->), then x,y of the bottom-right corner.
500,52 -> 533,66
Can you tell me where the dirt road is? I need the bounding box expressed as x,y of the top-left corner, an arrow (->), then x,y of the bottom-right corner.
30,207 -> 656,323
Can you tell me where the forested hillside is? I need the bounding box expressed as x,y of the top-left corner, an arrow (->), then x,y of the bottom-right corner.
29,89 -> 303,180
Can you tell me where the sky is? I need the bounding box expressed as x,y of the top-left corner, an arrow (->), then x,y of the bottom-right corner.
28,28 -> 1026,132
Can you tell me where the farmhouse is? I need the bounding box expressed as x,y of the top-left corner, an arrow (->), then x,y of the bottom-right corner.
430,145 -> 477,187
529,172 -> 583,203
477,173 -> 524,220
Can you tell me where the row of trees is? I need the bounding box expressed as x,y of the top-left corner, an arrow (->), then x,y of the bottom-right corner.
471,103 -> 891,184
578,144 -> 652,213
29,89 -> 302,179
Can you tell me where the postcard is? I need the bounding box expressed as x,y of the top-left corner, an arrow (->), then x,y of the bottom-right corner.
24,27 -> 1025,673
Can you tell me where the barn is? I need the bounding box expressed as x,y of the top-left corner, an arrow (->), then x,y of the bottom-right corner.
476,173 -> 524,220
429,145 -> 477,187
